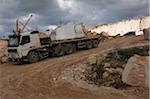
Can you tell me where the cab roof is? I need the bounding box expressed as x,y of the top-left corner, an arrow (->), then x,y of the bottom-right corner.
20,31 -> 39,36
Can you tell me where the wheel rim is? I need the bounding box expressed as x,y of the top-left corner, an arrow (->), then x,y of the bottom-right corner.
31,54 -> 37,61
65,44 -> 74,54
93,40 -> 98,48
55,45 -> 64,56
87,41 -> 92,49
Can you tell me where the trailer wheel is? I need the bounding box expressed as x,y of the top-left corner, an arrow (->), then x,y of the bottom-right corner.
54,45 -> 64,56
86,41 -> 92,49
27,51 -> 40,63
64,44 -> 75,54
92,40 -> 99,48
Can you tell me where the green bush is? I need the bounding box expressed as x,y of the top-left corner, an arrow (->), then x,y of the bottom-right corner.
117,48 -> 135,62
96,64 -> 104,79
117,46 -> 149,63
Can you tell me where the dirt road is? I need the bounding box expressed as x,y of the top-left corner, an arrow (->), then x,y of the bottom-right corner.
0,35 -> 149,99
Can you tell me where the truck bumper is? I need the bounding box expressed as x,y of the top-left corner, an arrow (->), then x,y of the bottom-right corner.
8,56 -> 27,63
8,58 -> 22,62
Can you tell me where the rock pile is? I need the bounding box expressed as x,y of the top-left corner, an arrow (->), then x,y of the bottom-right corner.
103,63 -> 124,80
98,63 -> 125,89
82,52 -> 126,89
85,46 -> 149,89
0,39 -> 8,63
59,46 -> 149,90
59,63 -> 87,83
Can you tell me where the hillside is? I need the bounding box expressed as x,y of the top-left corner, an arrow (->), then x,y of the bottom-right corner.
0,35 -> 149,99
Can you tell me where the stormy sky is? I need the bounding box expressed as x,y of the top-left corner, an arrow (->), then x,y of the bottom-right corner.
0,0 -> 149,36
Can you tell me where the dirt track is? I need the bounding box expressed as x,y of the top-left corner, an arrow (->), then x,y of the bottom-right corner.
0,35 -> 149,99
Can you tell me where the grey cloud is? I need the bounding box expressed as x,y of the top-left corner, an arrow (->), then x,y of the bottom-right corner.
0,0 -> 149,36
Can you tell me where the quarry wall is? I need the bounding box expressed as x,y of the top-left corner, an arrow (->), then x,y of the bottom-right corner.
90,16 -> 150,36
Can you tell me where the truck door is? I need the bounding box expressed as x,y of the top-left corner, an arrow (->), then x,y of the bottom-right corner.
19,35 -> 32,57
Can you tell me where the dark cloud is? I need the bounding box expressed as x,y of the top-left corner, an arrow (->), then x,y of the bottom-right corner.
0,0 -> 149,36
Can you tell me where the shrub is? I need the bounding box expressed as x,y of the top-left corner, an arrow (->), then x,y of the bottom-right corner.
96,64 -> 104,79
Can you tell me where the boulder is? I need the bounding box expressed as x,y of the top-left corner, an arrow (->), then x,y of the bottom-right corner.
96,54 -> 104,65
86,66 -> 93,75
115,68 -> 123,75
104,68 -> 114,74
87,54 -> 97,66
103,63 -> 111,68
92,72 -> 98,79
0,47 -> 8,63
104,67 -> 123,75
102,72 -> 110,80
122,55 -> 149,89
0,56 -> 8,63
143,28 -> 149,40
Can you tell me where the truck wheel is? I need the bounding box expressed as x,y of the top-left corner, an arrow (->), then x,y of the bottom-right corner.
86,41 -> 92,49
54,45 -> 64,56
64,44 -> 75,54
92,40 -> 99,48
27,51 -> 40,63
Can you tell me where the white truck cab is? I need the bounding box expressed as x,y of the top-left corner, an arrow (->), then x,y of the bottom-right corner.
8,31 -> 43,62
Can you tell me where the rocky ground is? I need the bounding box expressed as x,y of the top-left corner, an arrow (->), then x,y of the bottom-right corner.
0,35 -> 149,99
83,46 -> 149,88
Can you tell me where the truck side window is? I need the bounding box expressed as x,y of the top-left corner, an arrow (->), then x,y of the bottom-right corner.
21,36 -> 30,45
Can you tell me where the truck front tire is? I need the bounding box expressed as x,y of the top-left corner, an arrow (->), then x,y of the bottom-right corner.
27,51 -> 40,63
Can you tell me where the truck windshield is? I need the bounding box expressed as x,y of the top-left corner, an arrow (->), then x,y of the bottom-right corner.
8,35 -> 20,47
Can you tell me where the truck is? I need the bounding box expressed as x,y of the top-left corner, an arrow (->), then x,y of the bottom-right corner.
8,17 -> 101,63
8,30 -> 100,63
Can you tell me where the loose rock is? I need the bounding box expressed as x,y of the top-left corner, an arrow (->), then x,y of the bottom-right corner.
122,55 -> 149,89
102,72 -> 110,80
88,54 -> 97,66
115,68 -> 123,75
104,63 -> 111,68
